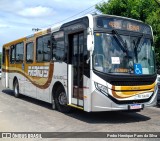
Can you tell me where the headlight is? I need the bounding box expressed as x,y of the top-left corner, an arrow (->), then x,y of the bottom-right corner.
94,82 -> 108,96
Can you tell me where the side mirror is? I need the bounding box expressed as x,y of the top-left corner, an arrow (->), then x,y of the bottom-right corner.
94,54 -> 104,71
94,54 -> 104,65
87,27 -> 94,51
87,34 -> 94,51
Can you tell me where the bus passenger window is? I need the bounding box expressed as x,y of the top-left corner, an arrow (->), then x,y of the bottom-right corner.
52,31 -> 65,61
2,48 -> 5,64
10,45 -> 15,64
15,42 -> 24,62
26,42 -> 34,63
55,40 -> 65,61
36,35 -> 51,62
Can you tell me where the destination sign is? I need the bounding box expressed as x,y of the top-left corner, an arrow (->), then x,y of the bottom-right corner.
108,21 -> 140,32
97,17 -> 151,34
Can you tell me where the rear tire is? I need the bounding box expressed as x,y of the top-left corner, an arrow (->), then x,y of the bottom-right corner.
55,86 -> 71,113
13,80 -> 20,98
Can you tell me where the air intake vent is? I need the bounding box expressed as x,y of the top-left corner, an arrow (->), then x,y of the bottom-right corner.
110,81 -> 153,86
93,70 -> 156,86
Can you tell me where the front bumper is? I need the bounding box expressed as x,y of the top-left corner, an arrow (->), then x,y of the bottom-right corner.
91,86 -> 158,112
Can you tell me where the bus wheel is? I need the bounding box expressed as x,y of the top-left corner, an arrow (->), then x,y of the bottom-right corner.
55,86 -> 71,113
13,80 -> 20,98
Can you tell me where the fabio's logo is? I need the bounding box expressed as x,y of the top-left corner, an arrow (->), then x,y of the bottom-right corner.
28,66 -> 49,78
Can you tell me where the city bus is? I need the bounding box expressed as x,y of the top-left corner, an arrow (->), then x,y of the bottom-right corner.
1,14 -> 158,113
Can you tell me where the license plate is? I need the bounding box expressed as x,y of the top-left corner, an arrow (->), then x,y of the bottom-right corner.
130,104 -> 142,110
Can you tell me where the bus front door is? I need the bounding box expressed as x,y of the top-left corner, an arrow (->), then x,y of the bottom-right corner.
68,32 -> 84,107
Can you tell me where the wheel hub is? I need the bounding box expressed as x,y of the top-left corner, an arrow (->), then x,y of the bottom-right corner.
58,92 -> 67,105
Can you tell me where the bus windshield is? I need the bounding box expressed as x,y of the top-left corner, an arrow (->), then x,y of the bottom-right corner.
93,32 -> 155,75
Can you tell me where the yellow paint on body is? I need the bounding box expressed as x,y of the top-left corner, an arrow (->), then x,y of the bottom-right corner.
68,104 -> 83,110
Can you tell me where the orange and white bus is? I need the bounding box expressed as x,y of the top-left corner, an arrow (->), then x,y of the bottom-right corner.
1,14 -> 158,112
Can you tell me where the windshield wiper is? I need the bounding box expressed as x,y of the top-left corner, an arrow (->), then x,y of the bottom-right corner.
134,33 -> 145,62
112,29 -> 128,53
112,30 -> 134,73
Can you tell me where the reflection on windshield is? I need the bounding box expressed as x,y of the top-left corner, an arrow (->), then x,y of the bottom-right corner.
112,30 -> 128,54
135,37 -> 155,74
93,33 -> 155,75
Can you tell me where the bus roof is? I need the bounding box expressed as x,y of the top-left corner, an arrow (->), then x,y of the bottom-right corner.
94,14 -> 143,23
3,37 -> 26,47
3,14 -> 148,48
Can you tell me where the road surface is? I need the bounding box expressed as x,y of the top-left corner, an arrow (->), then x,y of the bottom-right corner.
0,80 -> 160,140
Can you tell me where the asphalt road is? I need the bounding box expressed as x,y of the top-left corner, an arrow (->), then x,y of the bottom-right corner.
0,80 -> 160,141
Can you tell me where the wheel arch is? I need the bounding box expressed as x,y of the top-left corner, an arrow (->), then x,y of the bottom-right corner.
13,76 -> 18,88
52,81 -> 65,100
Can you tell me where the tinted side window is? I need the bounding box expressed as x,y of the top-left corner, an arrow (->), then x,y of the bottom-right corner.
56,40 -> 65,60
26,42 -> 34,63
2,48 -> 5,64
10,45 -> 15,64
15,42 -> 24,62
36,35 -> 51,62
52,31 -> 65,61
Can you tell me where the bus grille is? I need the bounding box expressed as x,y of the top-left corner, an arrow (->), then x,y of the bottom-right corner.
110,81 -> 154,86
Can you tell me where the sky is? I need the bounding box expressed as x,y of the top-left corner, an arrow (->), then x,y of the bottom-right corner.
0,0 -> 104,52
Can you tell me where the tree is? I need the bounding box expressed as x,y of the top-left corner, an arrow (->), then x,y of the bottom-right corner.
154,0 -> 160,6
96,0 -> 160,62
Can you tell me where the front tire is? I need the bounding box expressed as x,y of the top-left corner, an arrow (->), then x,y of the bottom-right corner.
13,80 -> 20,98
55,86 -> 71,113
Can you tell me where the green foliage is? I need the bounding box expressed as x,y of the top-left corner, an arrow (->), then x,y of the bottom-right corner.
155,0 -> 160,6
96,0 -> 160,63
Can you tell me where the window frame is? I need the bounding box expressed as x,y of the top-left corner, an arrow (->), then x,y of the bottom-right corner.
52,31 -> 65,62
26,42 -> 34,63
10,45 -> 15,64
15,42 -> 24,63
36,34 -> 51,63
2,47 -> 5,64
